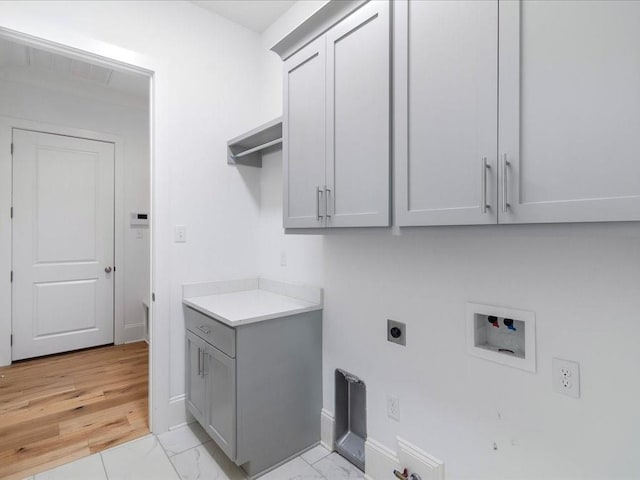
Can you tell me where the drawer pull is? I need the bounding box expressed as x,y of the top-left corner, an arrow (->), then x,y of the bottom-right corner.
198,325 -> 211,335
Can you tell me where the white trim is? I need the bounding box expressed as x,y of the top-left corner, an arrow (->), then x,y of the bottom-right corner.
320,408 -> 335,451
124,323 -> 146,344
364,438 -> 399,480
0,23 -> 171,434
363,436 -> 445,480
168,394 -> 194,430
0,116 -> 126,365
397,436 -> 445,480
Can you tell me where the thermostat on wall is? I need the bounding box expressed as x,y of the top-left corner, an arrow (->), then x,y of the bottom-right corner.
130,212 -> 150,227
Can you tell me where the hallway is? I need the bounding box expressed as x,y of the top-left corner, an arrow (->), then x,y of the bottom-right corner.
0,342 -> 149,479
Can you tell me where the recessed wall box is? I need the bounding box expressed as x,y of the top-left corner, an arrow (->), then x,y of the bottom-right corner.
130,212 -> 149,227
466,302 -> 536,372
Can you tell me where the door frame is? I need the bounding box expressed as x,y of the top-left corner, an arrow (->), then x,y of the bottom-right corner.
0,23 -> 172,434
2,119 -> 126,352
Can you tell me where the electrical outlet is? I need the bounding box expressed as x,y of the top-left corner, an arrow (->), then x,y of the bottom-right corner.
387,319 -> 406,346
553,358 -> 580,398
174,225 -> 186,243
387,394 -> 400,421
280,250 -> 287,267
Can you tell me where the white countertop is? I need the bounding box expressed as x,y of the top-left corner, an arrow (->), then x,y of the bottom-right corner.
182,278 -> 323,327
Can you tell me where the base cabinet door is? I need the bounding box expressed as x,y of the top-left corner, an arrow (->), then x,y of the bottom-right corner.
499,0 -> 640,223
185,332 -> 207,424
205,346 -> 236,461
395,0 -> 498,226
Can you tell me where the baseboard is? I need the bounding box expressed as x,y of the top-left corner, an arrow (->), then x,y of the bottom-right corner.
124,323 -> 146,343
320,408 -> 335,451
364,436 -> 445,480
365,437 -> 399,480
168,394 -> 194,430
397,436 -> 444,480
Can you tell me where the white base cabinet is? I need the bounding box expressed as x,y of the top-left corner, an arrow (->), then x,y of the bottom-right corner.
184,306 -> 322,478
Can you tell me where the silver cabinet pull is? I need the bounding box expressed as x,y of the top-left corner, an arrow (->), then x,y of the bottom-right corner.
316,186 -> 324,221
104,266 -> 112,273
325,186 -> 332,218
197,347 -> 201,376
198,325 -> 211,335
481,157 -> 490,213
502,154 -> 510,213
202,351 -> 208,377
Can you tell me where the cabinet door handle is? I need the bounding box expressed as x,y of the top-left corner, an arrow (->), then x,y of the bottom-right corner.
481,157 -> 490,214
197,347 -> 201,376
202,351 -> 208,377
325,186 -> 332,218
502,154 -> 511,213
316,186 -> 324,221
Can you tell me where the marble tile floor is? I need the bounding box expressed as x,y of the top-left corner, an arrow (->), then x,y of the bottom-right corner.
22,422 -> 364,480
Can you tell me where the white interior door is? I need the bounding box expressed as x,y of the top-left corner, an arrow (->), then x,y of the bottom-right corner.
12,129 -> 115,360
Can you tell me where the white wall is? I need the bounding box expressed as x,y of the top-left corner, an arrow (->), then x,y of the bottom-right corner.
259,3 -> 640,479
0,67 -> 150,342
257,0 -> 327,287
257,148 -> 323,286
323,225 -> 640,480
0,1 -> 273,422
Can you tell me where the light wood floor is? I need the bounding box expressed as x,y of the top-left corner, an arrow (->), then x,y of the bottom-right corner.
0,341 -> 149,480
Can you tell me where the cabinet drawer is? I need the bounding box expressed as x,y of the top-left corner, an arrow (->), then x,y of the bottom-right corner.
185,307 -> 236,358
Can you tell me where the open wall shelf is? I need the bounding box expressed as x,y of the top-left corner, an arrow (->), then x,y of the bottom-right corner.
227,116 -> 282,167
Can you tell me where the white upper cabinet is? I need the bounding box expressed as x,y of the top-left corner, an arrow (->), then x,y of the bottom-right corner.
499,0 -> 640,223
395,0 -> 498,226
283,37 -> 327,228
280,0 -> 391,229
326,1 -> 390,227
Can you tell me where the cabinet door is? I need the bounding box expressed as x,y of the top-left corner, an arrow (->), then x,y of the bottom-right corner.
395,0 -> 498,226
185,332 -> 207,424
325,1 -> 391,227
283,36 -> 327,228
205,346 -> 236,461
499,0 -> 640,223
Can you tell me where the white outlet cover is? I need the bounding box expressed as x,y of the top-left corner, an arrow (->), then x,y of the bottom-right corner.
174,225 -> 186,243
387,395 -> 400,421
553,358 -> 580,399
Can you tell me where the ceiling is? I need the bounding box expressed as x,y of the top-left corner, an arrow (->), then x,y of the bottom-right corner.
193,0 -> 295,33
0,38 -> 148,99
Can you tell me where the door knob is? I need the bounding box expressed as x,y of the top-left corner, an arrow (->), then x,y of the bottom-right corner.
105,266 -> 113,273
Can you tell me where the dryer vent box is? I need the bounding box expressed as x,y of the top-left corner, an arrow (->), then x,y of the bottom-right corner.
466,303 -> 536,372
335,369 -> 366,472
